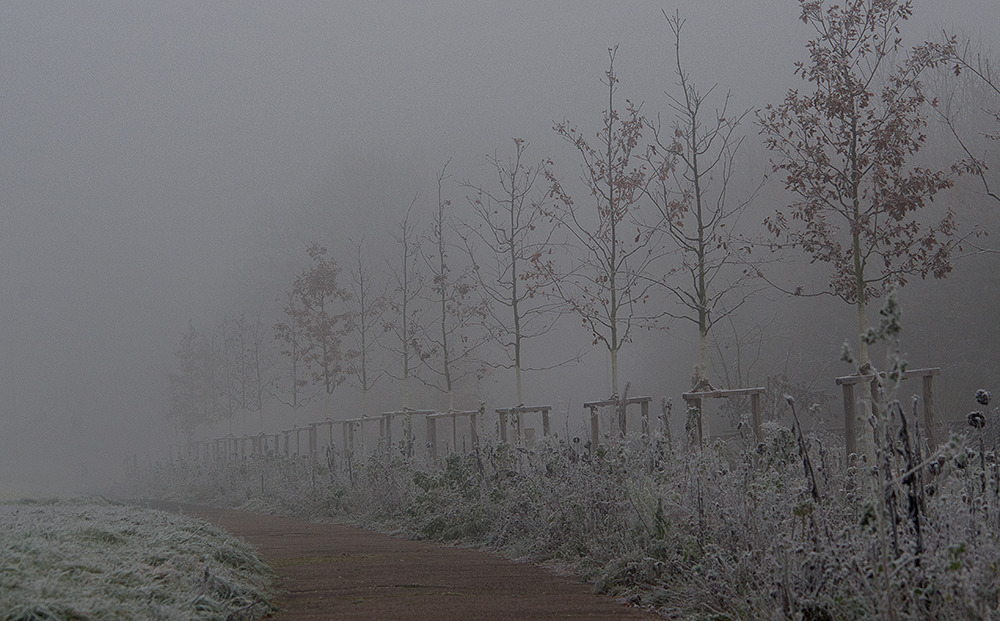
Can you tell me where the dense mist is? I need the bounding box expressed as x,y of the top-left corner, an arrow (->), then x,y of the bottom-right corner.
0,1 -> 996,495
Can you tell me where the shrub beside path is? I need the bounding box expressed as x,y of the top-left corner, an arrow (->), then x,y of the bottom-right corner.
149,502 -> 658,620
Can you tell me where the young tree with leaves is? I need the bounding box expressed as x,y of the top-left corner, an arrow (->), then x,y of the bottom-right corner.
460,138 -> 568,403
549,46 -> 667,397
290,243 -> 354,416
759,0 -> 958,374
644,12 -> 762,389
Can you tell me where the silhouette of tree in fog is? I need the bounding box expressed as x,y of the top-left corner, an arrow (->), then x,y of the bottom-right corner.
167,321 -> 218,441
215,310 -> 274,433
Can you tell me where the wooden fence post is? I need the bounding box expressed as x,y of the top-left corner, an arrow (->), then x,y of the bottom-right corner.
589,405 -> 599,454
690,397 -> 703,448
750,392 -> 762,443
341,422 -> 349,467
498,410 -> 507,443
923,374 -> 937,450
427,416 -> 437,459
842,382 -> 856,458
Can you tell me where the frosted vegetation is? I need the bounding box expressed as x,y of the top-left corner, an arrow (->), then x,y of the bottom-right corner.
135,392 -> 1000,620
134,296 -> 1000,619
0,498 -> 273,621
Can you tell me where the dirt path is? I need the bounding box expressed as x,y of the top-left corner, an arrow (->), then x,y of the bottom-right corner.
149,502 -> 657,620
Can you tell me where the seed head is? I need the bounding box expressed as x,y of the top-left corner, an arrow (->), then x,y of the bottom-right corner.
956,452 -> 968,469
968,411 -> 986,429
976,389 -> 991,406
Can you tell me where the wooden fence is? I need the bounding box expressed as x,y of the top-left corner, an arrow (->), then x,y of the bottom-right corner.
170,369 -> 944,466
681,387 -> 766,448
836,367 -> 940,458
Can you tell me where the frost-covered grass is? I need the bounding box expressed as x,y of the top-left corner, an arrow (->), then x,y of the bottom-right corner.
0,497 -> 274,621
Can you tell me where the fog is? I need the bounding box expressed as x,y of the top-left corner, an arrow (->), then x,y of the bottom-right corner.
0,1 -> 996,495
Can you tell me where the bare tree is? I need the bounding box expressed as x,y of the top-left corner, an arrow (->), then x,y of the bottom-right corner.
273,290 -> 312,422
216,310 -> 274,434
345,236 -> 389,415
459,138 -> 569,403
219,313 -> 254,433
384,195 -> 427,409
213,315 -> 241,430
415,162 -> 487,408
644,11 -> 763,388
242,307 -> 274,432
933,34 -> 999,205
548,45 -> 667,397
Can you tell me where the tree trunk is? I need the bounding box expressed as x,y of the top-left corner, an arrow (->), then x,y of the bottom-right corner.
698,328 -> 708,385
610,345 -> 619,398
511,194 -> 523,404
854,232 -> 870,370
854,242 -> 875,465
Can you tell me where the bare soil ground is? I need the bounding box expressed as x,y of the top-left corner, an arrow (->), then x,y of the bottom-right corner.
148,502 -> 658,620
